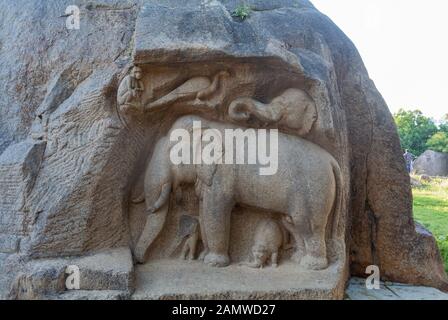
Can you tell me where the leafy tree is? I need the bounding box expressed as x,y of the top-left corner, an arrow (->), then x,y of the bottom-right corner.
393,109 -> 438,156
427,132 -> 448,153
439,114 -> 448,134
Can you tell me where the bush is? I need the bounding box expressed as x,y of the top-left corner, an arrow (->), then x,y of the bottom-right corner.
427,132 -> 448,153
232,4 -> 251,20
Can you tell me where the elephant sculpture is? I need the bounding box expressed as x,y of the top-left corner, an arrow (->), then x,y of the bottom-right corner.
133,115 -> 342,270
228,88 -> 318,136
240,218 -> 286,269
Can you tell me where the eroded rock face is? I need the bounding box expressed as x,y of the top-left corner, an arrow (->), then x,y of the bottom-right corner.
0,0 -> 446,299
413,150 -> 448,177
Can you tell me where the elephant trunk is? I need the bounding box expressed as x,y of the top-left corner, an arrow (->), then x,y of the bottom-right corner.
228,97 -> 279,123
134,136 -> 172,263
148,182 -> 171,214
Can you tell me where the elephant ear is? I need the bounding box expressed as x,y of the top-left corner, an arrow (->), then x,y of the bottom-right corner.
193,127 -> 224,187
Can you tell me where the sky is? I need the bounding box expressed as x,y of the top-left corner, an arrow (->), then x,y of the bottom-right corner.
311,0 -> 448,121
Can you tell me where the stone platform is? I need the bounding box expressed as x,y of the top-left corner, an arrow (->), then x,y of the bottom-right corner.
132,259 -> 347,300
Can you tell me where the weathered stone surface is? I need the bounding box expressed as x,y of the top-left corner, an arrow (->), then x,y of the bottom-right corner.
134,0 -> 448,290
0,235 -> 19,254
0,140 -> 46,253
413,150 -> 448,177
55,290 -> 130,300
346,277 -> 448,300
132,259 -> 346,300
0,0 -> 138,153
74,247 -> 134,291
0,0 -> 446,299
8,247 -> 134,299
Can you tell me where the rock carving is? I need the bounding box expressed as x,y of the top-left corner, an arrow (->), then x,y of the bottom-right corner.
180,217 -> 201,261
145,71 -> 230,113
228,88 -> 317,136
117,66 -> 144,111
133,115 -> 342,270
241,218 -> 285,268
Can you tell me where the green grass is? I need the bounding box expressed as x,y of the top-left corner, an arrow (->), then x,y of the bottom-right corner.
232,4 -> 251,20
412,176 -> 448,273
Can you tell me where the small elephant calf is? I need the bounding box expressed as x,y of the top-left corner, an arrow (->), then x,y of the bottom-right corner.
241,218 -> 285,268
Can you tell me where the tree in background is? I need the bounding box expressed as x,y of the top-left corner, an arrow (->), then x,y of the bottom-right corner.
426,132 -> 448,153
439,114 -> 448,134
426,114 -> 448,153
394,109 -> 438,156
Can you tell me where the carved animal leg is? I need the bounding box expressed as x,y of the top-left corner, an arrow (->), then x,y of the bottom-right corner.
198,248 -> 208,261
301,220 -> 328,270
181,242 -> 189,260
201,193 -> 234,267
121,92 -> 132,105
271,252 -> 279,268
282,215 -> 305,263
291,210 -> 328,270
188,236 -> 198,260
198,201 -> 209,261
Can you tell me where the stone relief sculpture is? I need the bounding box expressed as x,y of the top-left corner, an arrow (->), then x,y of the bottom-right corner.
240,218 -> 286,268
3,0 -> 446,301
117,66 -> 144,111
133,115 -> 342,270
180,218 -> 201,261
118,69 -> 230,116
144,71 -> 230,113
228,88 -> 317,136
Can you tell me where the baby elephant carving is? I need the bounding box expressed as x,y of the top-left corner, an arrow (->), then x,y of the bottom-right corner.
241,219 -> 286,268
180,217 -> 201,261
228,88 -> 317,136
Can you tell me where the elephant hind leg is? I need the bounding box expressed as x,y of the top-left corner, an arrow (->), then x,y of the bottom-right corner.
301,234 -> 328,270
281,215 -> 305,263
289,206 -> 328,270
303,220 -> 328,270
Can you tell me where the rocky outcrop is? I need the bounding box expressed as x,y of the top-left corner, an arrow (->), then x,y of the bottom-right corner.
0,0 -> 446,298
413,150 -> 448,177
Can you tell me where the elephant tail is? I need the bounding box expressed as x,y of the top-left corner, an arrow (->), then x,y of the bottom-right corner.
328,160 -> 344,240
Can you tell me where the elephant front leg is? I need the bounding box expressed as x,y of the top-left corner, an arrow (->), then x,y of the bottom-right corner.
201,191 -> 234,267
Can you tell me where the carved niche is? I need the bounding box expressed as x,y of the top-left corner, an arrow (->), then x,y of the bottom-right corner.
117,62 -> 345,283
